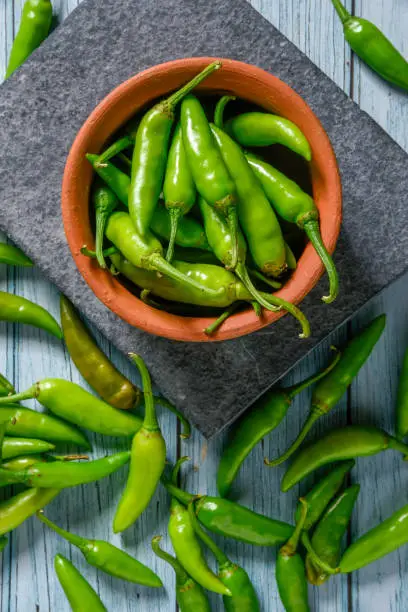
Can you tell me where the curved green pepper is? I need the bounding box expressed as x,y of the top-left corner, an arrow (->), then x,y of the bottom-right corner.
55,554 -> 107,612
0,244 -> 33,267
0,292 -> 62,339
0,487 -> 59,536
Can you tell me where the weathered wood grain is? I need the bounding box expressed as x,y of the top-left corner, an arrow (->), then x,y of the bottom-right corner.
1,0 -> 408,609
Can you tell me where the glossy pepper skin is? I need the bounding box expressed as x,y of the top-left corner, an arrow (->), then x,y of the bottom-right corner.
163,479 -> 293,546
5,0 -> 53,79
281,425 -> 408,492
0,487 -> 59,536
276,499 -> 310,612
86,155 -> 210,251
306,484 -> 360,584
37,512 -> 163,587
211,124 -> 286,278
198,197 -> 310,338
0,403 -> 90,448
151,536 -> 211,612
396,346 -> 408,440
181,95 -> 239,268
1,437 -> 55,459
294,460 -> 355,531
54,554 -> 107,612
246,153 -> 338,303
60,296 -> 141,410
188,501 -> 260,609
92,184 -> 119,269
225,112 -> 312,161
0,379 -> 142,437
167,458 -> 230,596
339,502 -> 408,573
0,244 -> 33,267
113,354 -> 166,533
0,292 -> 62,339
129,62 -> 221,236
217,352 -> 342,498
331,0 -> 408,91
163,124 -> 197,262
6,451 -> 130,488
266,314 -> 386,466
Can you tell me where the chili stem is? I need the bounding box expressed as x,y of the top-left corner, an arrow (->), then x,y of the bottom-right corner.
251,301 -> 262,317
166,209 -> 181,263
214,95 -> 236,129
165,61 -> 222,110
151,536 -> 189,582
95,211 -> 108,269
301,532 -> 339,575
118,153 -> 132,168
304,220 -> 339,303
265,412 -> 321,467
149,254 -> 219,295
95,135 -> 134,166
330,0 -> 351,24
154,396 -> 191,439
387,436 -> 408,458
36,511 -> 86,549
187,500 -> 229,566
204,303 -> 240,336
248,268 -> 282,290
171,456 -> 191,485
0,386 -> 37,404
81,245 -> 118,259
161,478 -> 195,505
280,497 -> 308,556
285,347 -> 341,400
128,353 -> 158,430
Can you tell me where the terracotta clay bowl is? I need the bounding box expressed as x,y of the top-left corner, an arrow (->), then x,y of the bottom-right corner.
62,57 -> 342,342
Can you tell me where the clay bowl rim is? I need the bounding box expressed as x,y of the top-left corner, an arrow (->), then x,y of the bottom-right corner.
61,56 -> 342,343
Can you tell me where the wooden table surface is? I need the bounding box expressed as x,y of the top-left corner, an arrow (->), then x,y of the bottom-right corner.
0,0 -> 407,610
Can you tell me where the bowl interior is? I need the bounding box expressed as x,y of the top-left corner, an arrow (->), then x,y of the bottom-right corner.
62,57 -> 342,342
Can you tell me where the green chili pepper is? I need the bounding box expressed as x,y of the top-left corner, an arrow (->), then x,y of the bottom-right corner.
151,536 -> 211,612
167,458 -> 230,596
163,478 -> 293,546
217,350 -> 341,497
0,372 -> 15,397
305,484 -> 360,585
0,419 -> 9,461
0,292 -> 62,339
210,124 -> 287,278
214,95 -> 236,129
198,197 -> 310,337
188,500 -> 260,609
396,346 -> 408,440
2,437 -> 55,459
163,124 -> 197,262
0,379 -> 142,437
0,487 -> 59,535
0,537 -> 7,553
129,62 -> 221,236
113,354 -> 166,533
105,211 -> 217,295
331,0 -> 408,91
60,297 -> 190,436
4,451 -> 129,488
95,135 -> 135,166
225,112 -> 312,161
37,511 -> 162,586
181,95 -> 239,269
0,243 -> 33,267
281,425 -> 408,492
5,0 -> 53,79
276,498 -> 310,612
86,155 -> 210,251
92,184 -> 119,269
266,314 -> 386,466
0,404 -> 90,448
294,460 -> 355,531
339,501 -> 408,572
246,153 -> 338,302
55,554 -> 107,612
111,252 -> 309,337
1,453 -> 87,473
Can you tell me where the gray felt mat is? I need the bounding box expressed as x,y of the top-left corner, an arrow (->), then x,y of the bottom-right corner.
0,0 -> 407,437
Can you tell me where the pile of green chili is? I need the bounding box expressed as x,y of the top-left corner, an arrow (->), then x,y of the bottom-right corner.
83,61 -> 342,338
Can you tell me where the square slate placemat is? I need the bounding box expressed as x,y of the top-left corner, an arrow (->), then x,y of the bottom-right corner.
0,0 -> 407,437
